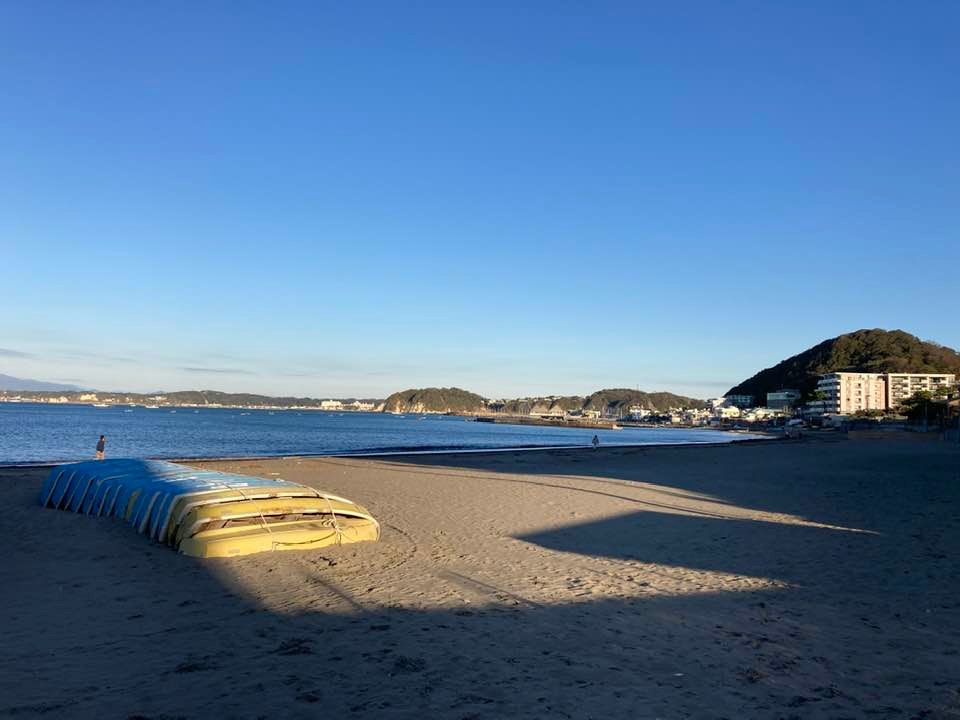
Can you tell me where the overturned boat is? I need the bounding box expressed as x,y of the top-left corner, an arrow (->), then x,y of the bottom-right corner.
39,459 -> 380,558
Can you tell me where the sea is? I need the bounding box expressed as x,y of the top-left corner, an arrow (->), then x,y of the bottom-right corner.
0,402 -> 765,465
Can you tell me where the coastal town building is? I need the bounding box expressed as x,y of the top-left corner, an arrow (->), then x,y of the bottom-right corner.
320,400 -> 343,411
627,405 -> 650,420
815,372 -> 957,414
724,394 -> 754,409
885,373 -> 956,408
680,408 -> 712,425
742,407 -> 785,422
766,389 -> 801,410
715,406 -> 741,419
816,373 -> 886,414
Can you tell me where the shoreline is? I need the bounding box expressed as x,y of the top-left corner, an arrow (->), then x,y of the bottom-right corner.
0,432 -> 778,470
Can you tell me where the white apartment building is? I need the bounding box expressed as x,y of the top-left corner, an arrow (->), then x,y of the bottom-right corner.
319,399 -> 343,411
817,373 -> 887,414
627,405 -> 650,420
885,373 -> 956,408
817,372 -> 957,413
715,405 -> 741,419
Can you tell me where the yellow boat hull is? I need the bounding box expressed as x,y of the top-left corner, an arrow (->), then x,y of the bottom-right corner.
172,495 -> 375,548
179,516 -> 380,558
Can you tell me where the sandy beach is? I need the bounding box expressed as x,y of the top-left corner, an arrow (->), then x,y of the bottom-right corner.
1,436 -> 958,718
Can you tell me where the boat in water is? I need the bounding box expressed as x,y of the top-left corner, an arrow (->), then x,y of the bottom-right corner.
38,459 -> 380,558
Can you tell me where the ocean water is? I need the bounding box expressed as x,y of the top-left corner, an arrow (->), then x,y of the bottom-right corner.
0,403 -> 764,465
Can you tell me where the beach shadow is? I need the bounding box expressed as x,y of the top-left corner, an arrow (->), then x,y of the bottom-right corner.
515,510 -> 870,586
363,438 -> 960,536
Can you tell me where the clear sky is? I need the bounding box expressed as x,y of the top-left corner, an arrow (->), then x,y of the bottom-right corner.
2,1 -> 957,399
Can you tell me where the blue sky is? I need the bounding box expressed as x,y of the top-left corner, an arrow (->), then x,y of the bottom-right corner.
2,1 -> 957,399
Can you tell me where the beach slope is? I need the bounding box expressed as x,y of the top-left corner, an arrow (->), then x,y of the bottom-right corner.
1,437 -> 958,718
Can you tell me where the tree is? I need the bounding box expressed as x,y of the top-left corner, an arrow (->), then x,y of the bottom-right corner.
807,389 -> 828,414
898,390 -> 946,427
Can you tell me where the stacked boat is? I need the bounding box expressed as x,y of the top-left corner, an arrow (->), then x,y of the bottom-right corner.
38,459 -> 380,558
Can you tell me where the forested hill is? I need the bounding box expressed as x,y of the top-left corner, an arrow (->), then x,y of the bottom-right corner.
381,387 -> 488,414
583,388 -> 707,413
383,387 -> 705,415
726,329 -> 960,401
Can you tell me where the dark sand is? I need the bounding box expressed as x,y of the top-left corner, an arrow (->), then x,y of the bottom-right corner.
1,436 -> 958,718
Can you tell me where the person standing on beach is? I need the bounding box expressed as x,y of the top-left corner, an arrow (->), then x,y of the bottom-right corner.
96,435 -> 106,460
592,434 -> 600,450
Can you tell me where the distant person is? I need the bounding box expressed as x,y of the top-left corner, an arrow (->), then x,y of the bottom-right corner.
96,435 -> 106,460
592,434 -> 600,450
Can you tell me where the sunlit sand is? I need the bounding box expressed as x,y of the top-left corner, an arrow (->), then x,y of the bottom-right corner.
2,436 -> 957,718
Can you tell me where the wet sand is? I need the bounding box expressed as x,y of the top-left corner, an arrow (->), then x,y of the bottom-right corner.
1,436 -> 958,718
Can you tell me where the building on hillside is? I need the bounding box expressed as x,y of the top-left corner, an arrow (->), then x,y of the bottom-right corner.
724,394 -> 754,408
681,408 -> 711,425
885,373 -> 957,409
715,406 -> 741,419
627,405 -> 649,420
766,389 -> 801,411
320,400 -> 343,411
816,373 -> 886,414
813,372 -> 957,415
743,407 -> 785,422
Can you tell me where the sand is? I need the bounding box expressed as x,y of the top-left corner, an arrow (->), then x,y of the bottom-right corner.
1,436 -> 959,718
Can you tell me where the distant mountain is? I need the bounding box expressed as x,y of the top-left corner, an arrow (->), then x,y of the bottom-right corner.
0,386 -> 384,409
382,387 -> 488,414
157,390 -> 383,408
383,387 -> 705,415
726,329 -> 960,401
0,374 -> 84,392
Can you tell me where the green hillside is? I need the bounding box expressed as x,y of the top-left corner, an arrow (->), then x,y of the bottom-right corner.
384,387 -> 704,415
583,388 -> 707,413
497,396 -> 583,415
726,329 -> 960,401
381,387 -> 488,414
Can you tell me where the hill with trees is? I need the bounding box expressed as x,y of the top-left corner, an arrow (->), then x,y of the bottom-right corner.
381,387 -> 488,414
496,396 -> 584,416
384,387 -> 704,415
726,329 -> 960,402
582,388 -> 707,413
